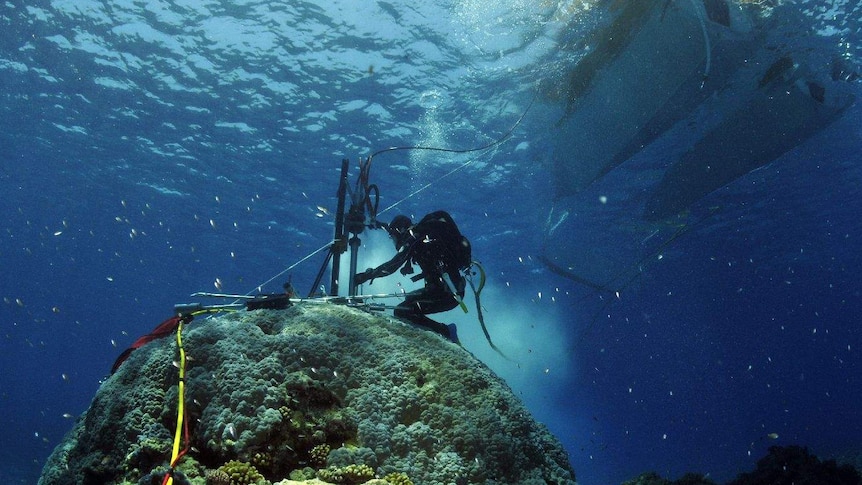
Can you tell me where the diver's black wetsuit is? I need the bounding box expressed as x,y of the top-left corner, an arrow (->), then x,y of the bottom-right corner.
355,212 -> 467,340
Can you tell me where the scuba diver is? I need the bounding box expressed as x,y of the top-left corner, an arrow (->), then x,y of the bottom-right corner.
355,211 -> 471,343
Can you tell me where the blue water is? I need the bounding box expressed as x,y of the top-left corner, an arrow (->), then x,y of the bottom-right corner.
2,1 -> 861,484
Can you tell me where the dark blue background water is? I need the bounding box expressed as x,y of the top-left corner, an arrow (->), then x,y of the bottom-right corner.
2,1 -> 860,484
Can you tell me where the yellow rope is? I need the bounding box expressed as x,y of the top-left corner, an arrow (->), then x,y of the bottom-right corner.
165,317 -> 187,485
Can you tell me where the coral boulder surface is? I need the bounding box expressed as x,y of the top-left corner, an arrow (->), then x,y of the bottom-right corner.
39,304 -> 576,485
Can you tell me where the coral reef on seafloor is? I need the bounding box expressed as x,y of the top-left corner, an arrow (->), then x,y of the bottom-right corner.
622,445 -> 862,485
38,304 -> 576,485
727,445 -> 861,485
621,471 -> 717,485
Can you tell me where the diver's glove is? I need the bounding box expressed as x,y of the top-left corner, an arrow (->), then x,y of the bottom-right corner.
355,268 -> 374,285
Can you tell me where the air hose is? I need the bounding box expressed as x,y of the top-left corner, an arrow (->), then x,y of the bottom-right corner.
162,315 -> 191,485
466,262 -> 515,362
162,306 -> 236,485
689,0 -> 712,86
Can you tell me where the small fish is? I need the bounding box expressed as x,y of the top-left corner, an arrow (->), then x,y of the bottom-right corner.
767,433 -> 779,440
62,413 -> 73,419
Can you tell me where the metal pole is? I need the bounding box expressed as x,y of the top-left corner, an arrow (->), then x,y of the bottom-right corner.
330,159 -> 349,296
348,234 -> 361,296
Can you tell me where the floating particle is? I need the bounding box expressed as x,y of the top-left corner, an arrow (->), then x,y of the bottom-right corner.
62,413 -> 72,419
599,195 -> 608,204
61,373 -> 68,381
16,298 -> 24,307
767,433 -> 779,439
209,219 -> 216,229
214,278 -> 223,290
54,231 -> 62,236
106,276 -> 114,282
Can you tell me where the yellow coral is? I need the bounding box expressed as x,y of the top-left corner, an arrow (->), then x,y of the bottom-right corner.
317,463 -> 375,484
217,460 -> 265,485
383,472 -> 413,485
317,466 -> 345,483
206,469 -> 230,485
309,443 -> 330,467
250,451 -> 272,470
277,405 -> 292,420
343,464 -> 375,483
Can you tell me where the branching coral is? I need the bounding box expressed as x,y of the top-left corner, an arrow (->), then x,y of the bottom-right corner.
383,472 -> 413,485
317,463 -> 375,484
216,460 -> 265,485
309,444 -> 331,467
